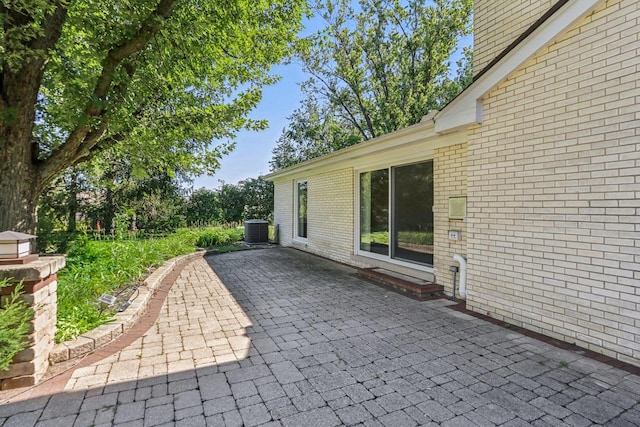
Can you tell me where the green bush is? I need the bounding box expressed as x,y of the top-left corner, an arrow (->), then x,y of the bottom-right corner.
0,279 -> 34,371
195,227 -> 243,248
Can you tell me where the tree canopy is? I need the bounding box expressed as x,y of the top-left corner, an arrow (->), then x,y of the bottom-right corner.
0,0 -> 306,232
271,0 -> 473,171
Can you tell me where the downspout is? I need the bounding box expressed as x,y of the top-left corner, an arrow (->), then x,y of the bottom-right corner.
453,254 -> 467,299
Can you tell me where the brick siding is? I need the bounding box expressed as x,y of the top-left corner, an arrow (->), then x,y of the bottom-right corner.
273,180 -> 293,246
273,168 -> 354,264
434,143 -> 468,296
467,0 -> 640,365
474,0 -> 555,73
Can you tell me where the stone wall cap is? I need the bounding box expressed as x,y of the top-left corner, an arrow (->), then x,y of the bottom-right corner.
0,255 -> 66,281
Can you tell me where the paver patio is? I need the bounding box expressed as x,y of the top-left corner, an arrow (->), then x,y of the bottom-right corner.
1,248 -> 640,426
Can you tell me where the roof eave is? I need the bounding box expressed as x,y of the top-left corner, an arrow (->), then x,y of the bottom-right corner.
434,0 -> 604,134
265,118 -> 439,181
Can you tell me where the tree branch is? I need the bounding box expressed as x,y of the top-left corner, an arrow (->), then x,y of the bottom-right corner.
37,0 -> 177,190
1,2 -> 68,109
30,1 -> 68,52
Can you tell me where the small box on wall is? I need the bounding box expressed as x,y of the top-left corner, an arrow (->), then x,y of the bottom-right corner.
448,230 -> 461,240
448,196 -> 467,221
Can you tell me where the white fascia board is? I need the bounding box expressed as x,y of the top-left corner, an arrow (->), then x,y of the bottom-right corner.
266,119 -> 463,182
435,0 -> 604,134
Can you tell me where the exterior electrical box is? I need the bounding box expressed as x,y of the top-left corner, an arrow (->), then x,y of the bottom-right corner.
448,230 -> 461,240
448,196 -> 467,220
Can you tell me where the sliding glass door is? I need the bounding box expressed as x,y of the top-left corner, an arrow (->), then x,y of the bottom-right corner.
359,160 -> 433,267
392,162 -> 434,265
360,169 -> 389,255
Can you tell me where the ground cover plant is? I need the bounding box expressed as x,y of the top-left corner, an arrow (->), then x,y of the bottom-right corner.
195,227 -> 243,248
55,227 -> 242,342
0,279 -> 34,371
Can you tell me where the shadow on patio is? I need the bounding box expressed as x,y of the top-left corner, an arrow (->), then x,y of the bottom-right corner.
1,248 -> 640,426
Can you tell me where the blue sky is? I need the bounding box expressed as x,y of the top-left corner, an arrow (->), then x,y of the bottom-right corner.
192,62 -> 308,189
193,13 -> 472,190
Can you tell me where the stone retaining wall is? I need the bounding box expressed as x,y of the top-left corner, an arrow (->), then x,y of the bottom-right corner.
0,257 -> 65,390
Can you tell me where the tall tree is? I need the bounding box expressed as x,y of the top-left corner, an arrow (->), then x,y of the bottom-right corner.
185,188 -> 222,226
271,0 -> 472,170
217,181 -> 245,224
0,0 -> 306,232
270,96 -> 361,170
240,176 -> 274,221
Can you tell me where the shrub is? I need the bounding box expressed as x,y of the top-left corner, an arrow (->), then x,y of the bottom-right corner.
195,227 -> 243,248
0,279 -> 34,371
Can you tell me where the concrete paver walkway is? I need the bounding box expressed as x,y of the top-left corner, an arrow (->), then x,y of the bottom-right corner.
1,248 -> 640,426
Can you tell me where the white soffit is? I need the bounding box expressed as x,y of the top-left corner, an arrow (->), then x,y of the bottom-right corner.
435,0 -> 604,134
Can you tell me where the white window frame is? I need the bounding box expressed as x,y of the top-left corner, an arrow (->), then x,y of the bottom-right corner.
294,179 -> 308,242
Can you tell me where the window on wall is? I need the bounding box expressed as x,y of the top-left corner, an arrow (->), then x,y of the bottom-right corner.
359,160 -> 434,267
295,180 -> 308,239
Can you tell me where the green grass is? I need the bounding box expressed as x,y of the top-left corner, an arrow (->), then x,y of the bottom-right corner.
195,227 -> 243,248
397,231 -> 434,246
360,230 -> 434,246
360,231 -> 390,244
55,227 -> 242,342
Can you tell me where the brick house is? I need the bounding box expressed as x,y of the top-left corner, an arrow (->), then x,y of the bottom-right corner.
266,0 -> 640,367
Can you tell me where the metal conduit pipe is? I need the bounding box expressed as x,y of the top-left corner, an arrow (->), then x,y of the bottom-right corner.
453,254 -> 467,299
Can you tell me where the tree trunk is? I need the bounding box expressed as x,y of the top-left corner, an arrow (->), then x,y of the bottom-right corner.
0,132 -> 40,234
67,170 -> 78,233
1,44 -> 48,234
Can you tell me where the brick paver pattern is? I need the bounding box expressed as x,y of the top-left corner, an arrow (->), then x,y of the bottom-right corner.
1,248 -> 640,426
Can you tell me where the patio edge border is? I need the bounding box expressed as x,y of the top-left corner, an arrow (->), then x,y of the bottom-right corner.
48,250 -> 206,365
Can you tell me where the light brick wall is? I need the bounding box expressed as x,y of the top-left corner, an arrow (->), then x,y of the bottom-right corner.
474,0 -> 555,73
273,168 -> 354,264
434,143 -> 468,297
306,169 -> 355,264
273,180 -> 293,246
467,0 -> 640,365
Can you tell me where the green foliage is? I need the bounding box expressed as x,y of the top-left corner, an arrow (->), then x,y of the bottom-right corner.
185,176 -> 274,226
238,177 -> 274,221
271,0 -> 473,170
361,231 -> 433,245
0,0 -> 308,232
37,159 -> 190,242
86,157 -> 189,235
0,279 -> 34,371
217,182 -> 246,224
398,231 -> 434,246
195,227 -> 243,248
270,97 -> 361,170
361,231 -> 390,244
36,171 -> 273,246
185,188 -> 222,226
